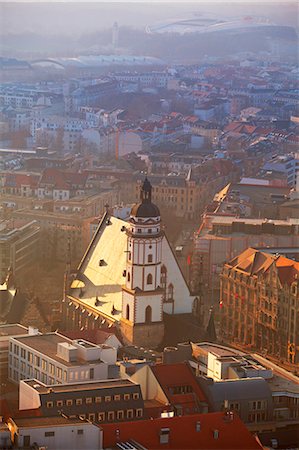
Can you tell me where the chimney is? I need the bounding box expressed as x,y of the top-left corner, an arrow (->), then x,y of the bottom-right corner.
28,326 -> 39,336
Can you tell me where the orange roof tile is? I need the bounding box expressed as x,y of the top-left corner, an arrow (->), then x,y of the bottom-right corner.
101,412 -> 263,449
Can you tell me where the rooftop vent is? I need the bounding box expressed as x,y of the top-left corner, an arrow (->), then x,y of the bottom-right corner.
99,259 -> 105,266
160,428 -> 170,444
106,219 -> 112,225
121,226 -> 126,232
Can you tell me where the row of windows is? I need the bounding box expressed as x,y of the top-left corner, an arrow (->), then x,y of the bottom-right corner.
80,408 -> 143,422
44,430 -> 84,438
46,392 -> 139,408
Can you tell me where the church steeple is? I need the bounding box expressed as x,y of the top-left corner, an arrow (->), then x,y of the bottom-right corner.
140,177 -> 152,203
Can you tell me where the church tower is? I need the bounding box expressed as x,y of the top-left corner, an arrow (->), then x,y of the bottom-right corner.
120,178 -> 164,348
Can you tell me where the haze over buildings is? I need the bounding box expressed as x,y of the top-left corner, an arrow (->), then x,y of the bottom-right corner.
0,2 -> 298,449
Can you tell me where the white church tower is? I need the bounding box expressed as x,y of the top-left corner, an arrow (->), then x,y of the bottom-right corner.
121,178 -> 164,347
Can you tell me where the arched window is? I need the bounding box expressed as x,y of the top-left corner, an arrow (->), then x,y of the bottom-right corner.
127,272 -> 131,282
126,304 -> 130,321
161,265 -> 167,288
145,305 -> 152,323
167,283 -> 174,300
147,273 -> 153,285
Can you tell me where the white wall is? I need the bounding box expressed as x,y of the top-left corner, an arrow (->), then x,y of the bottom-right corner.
17,422 -> 102,450
161,237 -> 194,314
131,365 -> 168,404
19,381 -> 41,410
135,293 -> 163,323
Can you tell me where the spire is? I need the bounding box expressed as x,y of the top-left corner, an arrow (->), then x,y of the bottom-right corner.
140,177 -> 152,203
205,307 -> 217,342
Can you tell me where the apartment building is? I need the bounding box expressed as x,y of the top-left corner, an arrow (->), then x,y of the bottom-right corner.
220,248 -> 299,364
0,220 -> 40,282
19,378 -> 144,423
191,215 -> 299,291
8,331 -> 117,385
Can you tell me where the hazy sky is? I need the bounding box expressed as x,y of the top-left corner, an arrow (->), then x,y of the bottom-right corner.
1,1 -> 297,36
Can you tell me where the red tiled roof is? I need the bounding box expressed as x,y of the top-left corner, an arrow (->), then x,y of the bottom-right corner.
4,173 -> 39,188
276,256 -> 299,285
151,362 -> 208,407
60,328 -> 118,345
39,168 -> 88,190
101,412 -> 263,449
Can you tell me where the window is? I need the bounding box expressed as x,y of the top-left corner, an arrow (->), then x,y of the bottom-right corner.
77,430 -> 84,435
167,283 -> 174,300
21,348 -> 26,359
160,428 -> 170,444
98,412 -> 105,422
127,409 -> 134,419
117,410 -> 124,420
105,396 -> 111,402
42,359 -> 47,371
66,400 -> 73,406
148,254 -> 153,263
45,432 -> 55,437
114,395 -> 121,401
147,274 -> 153,285
136,408 -> 143,418
95,397 -> 101,403
108,411 -> 115,421
56,400 -> 63,407
161,265 -> 167,290
90,368 -> 94,380
124,394 -> 130,401
86,397 -> 92,404
145,305 -> 152,324
46,401 -> 53,408
89,413 -> 96,422
126,304 -> 130,321
76,399 -> 82,405
34,355 -> 40,367
127,272 -> 131,282
133,393 -> 139,400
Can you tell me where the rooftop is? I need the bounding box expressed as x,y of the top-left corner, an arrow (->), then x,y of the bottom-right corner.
22,378 -> 137,394
11,416 -> 91,428
101,412 -> 263,449
0,323 -> 28,338
12,332 -> 104,367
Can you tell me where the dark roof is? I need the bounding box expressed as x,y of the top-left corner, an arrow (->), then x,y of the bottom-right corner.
131,202 -> 160,218
131,177 -> 160,218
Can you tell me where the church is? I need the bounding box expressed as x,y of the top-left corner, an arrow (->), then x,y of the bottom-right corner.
62,178 -> 195,348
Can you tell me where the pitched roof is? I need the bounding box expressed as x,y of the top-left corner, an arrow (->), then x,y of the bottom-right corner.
228,248 -> 299,285
101,412 -> 263,449
151,362 -> 208,406
39,168 -> 88,190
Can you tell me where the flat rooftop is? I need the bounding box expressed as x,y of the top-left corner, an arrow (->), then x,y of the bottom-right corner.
22,378 -> 137,394
12,416 -> 90,428
192,342 -> 245,358
12,333 -> 103,367
0,323 -> 28,338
